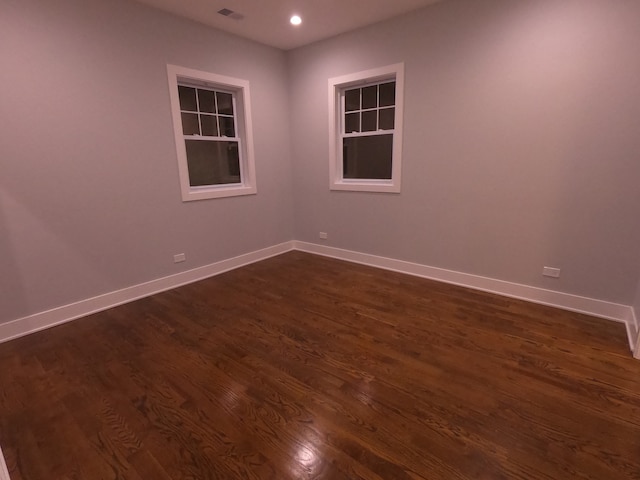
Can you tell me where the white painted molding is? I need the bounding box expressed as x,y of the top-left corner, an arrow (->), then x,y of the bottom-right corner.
0,242 -> 294,345
293,241 -> 636,351
1,239 -> 636,355
328,63 -> 404,193
0,447 -> 9,480
167,64 -> 257,202
631,307 -> 640,358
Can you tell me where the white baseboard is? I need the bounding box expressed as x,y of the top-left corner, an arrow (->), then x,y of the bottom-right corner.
631,307 -> 640,358
0,446 -> 9,480
294,241 -> 636,351
0,242 -> 294,345
0,239 -> 636,354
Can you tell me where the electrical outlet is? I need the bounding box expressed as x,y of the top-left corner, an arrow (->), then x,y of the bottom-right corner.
542,266 -> 560,278
173,253 -> 186,263
319,232 -> 328,240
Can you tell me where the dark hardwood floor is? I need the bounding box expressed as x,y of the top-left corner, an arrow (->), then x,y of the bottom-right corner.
1,251 -> 640,479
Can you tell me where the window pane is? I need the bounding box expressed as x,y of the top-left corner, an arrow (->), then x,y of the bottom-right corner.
379,107 -> 395,130
185,140 -> 241,186
379,82 -> 396,107
181,113 -> 200,135
219,116 -> 235,137
343,134 -> 393,179
345,113 -> 360,133
345,88 -> 360,112
178,86 -> 197,111
361,85 -> 377,109
216,92 -> 234,115
361,110 -> 377,132
200,114 -> 218,136
198,89 -> 215,113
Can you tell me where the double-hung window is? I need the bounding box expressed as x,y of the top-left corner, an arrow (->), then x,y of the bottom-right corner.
328,63 -> 404,193
167,65 -> 256,201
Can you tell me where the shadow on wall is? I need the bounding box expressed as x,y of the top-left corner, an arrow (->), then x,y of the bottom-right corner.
0,190 -> 28,323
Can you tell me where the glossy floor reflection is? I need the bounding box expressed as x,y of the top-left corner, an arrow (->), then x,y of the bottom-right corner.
1,251 -> 639,479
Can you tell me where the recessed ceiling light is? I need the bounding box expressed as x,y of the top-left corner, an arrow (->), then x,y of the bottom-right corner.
290,15 -> 302,26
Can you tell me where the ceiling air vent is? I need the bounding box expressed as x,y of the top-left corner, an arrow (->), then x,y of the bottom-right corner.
217,8 -> 244,21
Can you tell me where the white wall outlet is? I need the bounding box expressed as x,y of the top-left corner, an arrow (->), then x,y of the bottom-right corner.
319,232 -> 328,240
173,253 -> 186,263
542,266 -> 560,278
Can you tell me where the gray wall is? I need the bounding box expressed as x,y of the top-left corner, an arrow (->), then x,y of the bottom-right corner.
0,0 -> 293,323
288,0 -> 640,305
2,0 -> 640,327
634,280 -> 640,322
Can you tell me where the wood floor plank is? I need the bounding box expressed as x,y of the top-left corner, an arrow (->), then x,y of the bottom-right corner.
1,251 -> 640,479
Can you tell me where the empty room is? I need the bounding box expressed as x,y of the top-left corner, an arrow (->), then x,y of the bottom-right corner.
1,0 -> 640,478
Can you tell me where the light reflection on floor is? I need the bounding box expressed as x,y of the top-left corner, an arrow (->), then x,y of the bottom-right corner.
290,439 -> 322,477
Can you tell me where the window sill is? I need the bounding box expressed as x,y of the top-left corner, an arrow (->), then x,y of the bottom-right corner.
330,180 -> 400,193
181,184 -> 257,202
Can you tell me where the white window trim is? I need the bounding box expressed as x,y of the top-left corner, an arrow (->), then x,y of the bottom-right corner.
167,64 -> 257,201
328,63 -> 405,193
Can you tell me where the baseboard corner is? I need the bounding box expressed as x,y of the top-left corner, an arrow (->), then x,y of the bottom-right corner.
294,241 -> 635,352
0,241 -> 295,345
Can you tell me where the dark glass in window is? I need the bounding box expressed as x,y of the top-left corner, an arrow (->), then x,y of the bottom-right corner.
219,116 -> 235,137
361,110 -> 377,132
378,108 -> 395,130
344,113 -> 360,133
361,85 -> 378,109
185,140 -> 241,186
216,92 -> 234,115
343,134 -> 393,179
200,114 -> 218,136
345,88 -> 360,112
178,86 -> 197,111
227,143 -> 241,177
198,89 -> 215,113
181,113 -> 200,135
379,82 -> 395,107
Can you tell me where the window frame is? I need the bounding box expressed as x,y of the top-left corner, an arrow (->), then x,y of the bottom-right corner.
167,64 -> 257,201
328,63 -> 405,193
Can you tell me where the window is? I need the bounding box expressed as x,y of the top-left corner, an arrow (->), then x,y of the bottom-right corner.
328,63 -> 404,193
167,65 -> 256,201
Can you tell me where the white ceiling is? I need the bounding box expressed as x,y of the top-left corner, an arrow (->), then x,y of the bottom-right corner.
132,0 -> 443,50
